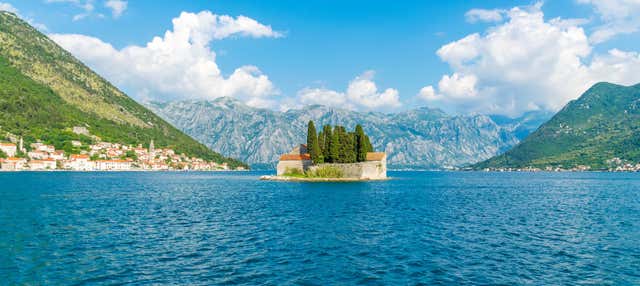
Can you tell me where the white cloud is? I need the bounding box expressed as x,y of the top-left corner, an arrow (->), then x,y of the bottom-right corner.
0,2 -> 18,14
578,0 -> 640,43
0,2 -> 48,31
104,0 -> 126,18
46,0 -> 126,21
46,0 -> 94,21
419,2 -> 640,116
437,73 -> 478,98
418,85 -> 438,101
50,11 -> 282,108
298,71 -> 401,112
465,8 -> 505,23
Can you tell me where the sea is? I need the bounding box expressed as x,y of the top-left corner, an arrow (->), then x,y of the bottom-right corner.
1,171 -> 639,285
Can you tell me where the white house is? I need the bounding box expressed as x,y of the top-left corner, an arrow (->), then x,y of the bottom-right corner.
50,150 -> 66,161
29,159 -> 57,170
65,154 -> 94,171
95,160 -> 132,171
28,150 -> 49,160
30,143 -> 55,153
0,157 -> 27,171
0,143 -> 17,157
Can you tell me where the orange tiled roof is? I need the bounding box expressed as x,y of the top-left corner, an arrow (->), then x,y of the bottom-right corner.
70,154 -> 90,159
366,152 -> 386,161
279,153 -> 311,161
31,159 -> 55,163
0,143 -> 16,146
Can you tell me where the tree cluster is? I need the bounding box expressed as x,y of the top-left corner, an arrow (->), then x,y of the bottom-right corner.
306,121 -> 374,164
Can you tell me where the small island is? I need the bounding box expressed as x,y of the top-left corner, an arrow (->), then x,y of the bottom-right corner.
261,121 -> 387,182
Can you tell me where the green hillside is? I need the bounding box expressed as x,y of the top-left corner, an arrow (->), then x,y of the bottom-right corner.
475,82 -> 640,170
0,11 -> 247,169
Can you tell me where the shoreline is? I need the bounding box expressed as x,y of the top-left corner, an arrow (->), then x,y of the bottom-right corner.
260,175 -> 390,182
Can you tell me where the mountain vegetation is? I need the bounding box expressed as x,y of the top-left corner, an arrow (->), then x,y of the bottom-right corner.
147,98 -> 551,169
475,82 -> 640,170
306,121 -> 374,164
0,11 -> 247,168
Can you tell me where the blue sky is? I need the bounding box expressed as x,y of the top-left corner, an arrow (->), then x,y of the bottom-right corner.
2,0 -> 640,115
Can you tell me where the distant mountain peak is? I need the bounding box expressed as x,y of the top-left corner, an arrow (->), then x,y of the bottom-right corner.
147,99 -> 549,169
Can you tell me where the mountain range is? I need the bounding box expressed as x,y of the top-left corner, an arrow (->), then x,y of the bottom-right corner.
0,11 -> 246,168
147,98 -> 552,169
476,82 -> 640,170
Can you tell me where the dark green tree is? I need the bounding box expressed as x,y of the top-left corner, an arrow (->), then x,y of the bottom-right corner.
355,124 -> 367,162
322,125 -> 333,162
318,130 -> 325,156
306,121 -> 322,163
346,131 -> 357,163
329,126 -> 341,163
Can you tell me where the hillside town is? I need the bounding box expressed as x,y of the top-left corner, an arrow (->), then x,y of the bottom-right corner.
0,132 -> 236,172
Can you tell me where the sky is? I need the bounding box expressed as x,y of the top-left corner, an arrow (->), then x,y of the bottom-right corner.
1,0 -> 640,116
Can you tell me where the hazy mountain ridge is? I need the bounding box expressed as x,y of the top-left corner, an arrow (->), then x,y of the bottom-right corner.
147,98 -> 550,169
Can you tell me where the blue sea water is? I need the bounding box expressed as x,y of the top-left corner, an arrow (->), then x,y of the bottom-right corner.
1,171 -> 639,285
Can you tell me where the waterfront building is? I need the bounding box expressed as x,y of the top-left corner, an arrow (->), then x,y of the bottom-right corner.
0,157 -> 27,171
276,144 -> 312,175
29,159 -> 57,170
65,154 -> 94,171
0,142 -> 17,157
95,160 -> 132,171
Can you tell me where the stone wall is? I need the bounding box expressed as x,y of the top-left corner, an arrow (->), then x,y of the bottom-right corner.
308,159 -> 387,180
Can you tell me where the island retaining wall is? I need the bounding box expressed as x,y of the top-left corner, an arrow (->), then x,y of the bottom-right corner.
309,160 -> 387,180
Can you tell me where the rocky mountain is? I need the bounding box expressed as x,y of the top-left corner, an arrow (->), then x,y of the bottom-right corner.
147,98 -> 550,169
476,82 -> 640,170
0,11 -> 246,168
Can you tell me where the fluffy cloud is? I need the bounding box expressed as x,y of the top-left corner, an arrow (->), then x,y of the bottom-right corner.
0,2 -> 18,13
298,71 -> 401,112
418,85 -> 437,101
104,0 -> 126,18
50,11 -> 282,108
419,3 -> 640,116
578,0 -> 640,43
465,8 -> 505,23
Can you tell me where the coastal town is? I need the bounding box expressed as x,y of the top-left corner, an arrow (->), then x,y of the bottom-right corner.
0,128 -> 239,172
479,157 -> 640,172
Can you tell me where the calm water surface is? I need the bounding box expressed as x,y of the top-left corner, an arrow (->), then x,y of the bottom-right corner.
1,171 -> 639,285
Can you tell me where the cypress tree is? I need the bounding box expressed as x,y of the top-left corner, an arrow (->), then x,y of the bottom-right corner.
340,127 -> 351,163
347,132 -> 357,163
307,121 -> 322,164
318,130 -> 325,156
355,125 -> 367,162
322,125 -> 333,162
329,126 -> 340,163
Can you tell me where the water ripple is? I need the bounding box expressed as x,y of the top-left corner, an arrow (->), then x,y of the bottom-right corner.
1,171 -> 639,284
